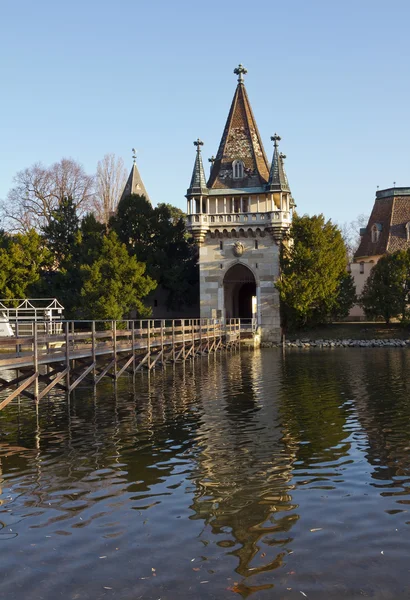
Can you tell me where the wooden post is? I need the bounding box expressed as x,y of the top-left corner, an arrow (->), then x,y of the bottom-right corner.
172,320 -> 176,363
92,321 -> 96,382
65,321 -> 70,392
161,319 -> 164,366
34,320 -> 39,401
132,320 -> 136,374
207,319 -> 210,354
16,320 -> 19,357
113,321 -> 117,379
182,320 -> 185,360
192,319 -> 195,359
199,319 -> 202,354
147,320 -> 151,370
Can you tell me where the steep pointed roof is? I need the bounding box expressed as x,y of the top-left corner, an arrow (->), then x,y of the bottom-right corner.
207,65 -> 270,190
267,134 -> 291,193
120,158 -> 151,203
187,139 -> 208,195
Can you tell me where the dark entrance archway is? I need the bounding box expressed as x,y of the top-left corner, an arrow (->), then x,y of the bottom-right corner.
223,264 -> 256,319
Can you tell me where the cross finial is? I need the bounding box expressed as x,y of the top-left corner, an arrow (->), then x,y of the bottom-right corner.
271,133 -> 281,148
194,138 -> 204,152
132,148 -> 137,164
208,155 -> 215,165
393,181 -> 396,188
234,64 -> 248,83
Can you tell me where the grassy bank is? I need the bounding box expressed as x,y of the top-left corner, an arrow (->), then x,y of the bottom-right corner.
286,322 -> 410,341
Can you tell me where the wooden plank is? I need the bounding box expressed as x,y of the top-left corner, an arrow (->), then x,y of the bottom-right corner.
0,372 -> 38,411
148,350 -> 163,370
94,359 -> 115,385
135,352 -> 150,372
116,354 -> 134,378
38,368 -> 68,400
0,372 -> 34,391
69,363 -> 95,392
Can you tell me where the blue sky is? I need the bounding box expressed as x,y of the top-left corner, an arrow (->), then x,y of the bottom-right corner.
0,0 -> 409,226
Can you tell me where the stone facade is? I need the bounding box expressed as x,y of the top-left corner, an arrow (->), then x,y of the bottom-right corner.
186,66 -> 294,342
199,233 -> 281,340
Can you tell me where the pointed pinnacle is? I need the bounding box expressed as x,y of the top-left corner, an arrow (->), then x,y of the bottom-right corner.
271,133 -> 281,147
234,64 -> 248,83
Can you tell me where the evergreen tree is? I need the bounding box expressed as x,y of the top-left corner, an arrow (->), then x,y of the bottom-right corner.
276,214 -> 351,329
111,194 -> 198,309
42,196 -> 79,265
359,250 -> 410,323
79,232 -> 156,320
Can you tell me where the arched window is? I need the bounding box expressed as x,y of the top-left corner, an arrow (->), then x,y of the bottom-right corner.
406,222 -> 410,242
371,223 -> 381,243
232,160 -> 244,179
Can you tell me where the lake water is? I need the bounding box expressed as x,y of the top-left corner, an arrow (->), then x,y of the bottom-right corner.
1,348 -> 410,599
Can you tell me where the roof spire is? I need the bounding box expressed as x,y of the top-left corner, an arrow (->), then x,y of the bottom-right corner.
234,63 -> 248,84
120,151 -> 151,204
267,134 -> 290,193
187,139 -> 208,195
207,68 -> 270,189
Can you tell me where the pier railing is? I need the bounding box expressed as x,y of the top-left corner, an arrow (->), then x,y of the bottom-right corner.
0,318 -> 245,411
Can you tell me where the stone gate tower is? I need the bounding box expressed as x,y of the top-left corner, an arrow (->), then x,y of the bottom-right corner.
186,65 -> 295,342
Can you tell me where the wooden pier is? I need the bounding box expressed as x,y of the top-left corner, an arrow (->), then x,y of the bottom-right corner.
0,318 -> 246,411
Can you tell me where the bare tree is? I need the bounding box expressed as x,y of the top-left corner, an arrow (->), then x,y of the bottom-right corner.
1,158 -> 95,232
93,154 -> 127,225
340,213 -> 369,262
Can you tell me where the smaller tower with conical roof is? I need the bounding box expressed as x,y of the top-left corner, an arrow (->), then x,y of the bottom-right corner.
185,66 -> 295,342
120,149 -> 151,203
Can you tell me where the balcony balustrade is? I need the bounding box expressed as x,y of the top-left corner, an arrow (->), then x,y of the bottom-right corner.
186,211 -> 291,228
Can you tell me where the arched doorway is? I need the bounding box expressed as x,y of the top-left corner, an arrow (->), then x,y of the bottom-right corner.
223,264 -> 256,319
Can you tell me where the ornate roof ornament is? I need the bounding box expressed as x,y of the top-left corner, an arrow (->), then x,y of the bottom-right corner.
234,63 -> 248,84
194,138 -> 204,152
132,147 -> 137,164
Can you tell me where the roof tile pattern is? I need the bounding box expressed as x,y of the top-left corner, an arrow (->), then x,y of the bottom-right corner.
207,83 -> 270,190
188,146 -> 208,194
268,146 -> 290,192
121,163 -> 151,204
354,191 -> 410,259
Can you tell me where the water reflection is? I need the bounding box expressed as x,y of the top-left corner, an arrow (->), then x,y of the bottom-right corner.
0,349 -> 410,598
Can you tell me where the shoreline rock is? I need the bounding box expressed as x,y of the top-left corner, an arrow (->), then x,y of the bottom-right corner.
261,338 -> 410,349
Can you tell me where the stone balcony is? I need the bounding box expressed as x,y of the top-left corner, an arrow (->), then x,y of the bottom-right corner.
187,211 -> 291,229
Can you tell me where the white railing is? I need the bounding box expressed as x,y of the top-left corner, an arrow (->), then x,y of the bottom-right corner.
187,211 -> 291,227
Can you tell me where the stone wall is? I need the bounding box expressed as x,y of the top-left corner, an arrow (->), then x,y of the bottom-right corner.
199,233 -> 281,342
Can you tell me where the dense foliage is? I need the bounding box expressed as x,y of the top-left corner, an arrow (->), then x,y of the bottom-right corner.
0,193 -> 197,321
276,214 -> 355,329
111,194 -> 198,309
359,250 -> 410,323
0,230 -> 52,299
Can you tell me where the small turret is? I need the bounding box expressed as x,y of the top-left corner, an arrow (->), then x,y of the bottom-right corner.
267,134 -> 290,193
187,139 -> 208,196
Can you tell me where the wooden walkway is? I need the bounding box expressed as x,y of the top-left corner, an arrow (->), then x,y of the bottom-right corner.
0,318 -> 245,411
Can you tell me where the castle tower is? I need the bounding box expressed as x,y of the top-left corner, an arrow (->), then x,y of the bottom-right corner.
186,65 -> 294,342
